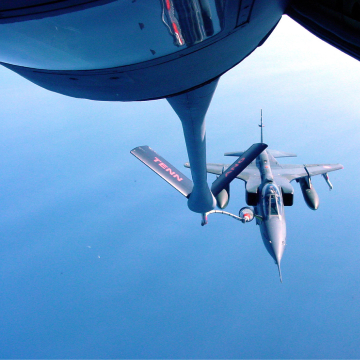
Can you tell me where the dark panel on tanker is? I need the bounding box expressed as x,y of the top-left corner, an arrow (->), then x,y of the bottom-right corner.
287,0 -> 360,62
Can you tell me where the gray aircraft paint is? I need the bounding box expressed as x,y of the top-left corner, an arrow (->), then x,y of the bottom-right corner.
194,141 -> 343,281
255,151 -> 286,281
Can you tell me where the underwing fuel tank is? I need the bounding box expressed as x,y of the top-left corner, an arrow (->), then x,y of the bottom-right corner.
298,177 -> 319,210
214,183 -> 230,209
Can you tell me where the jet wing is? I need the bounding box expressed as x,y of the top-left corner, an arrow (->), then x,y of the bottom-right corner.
277,163 -> 343,182
201,162 -> 343,183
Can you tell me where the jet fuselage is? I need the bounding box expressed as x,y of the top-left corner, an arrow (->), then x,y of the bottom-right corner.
255,151 -> 286,275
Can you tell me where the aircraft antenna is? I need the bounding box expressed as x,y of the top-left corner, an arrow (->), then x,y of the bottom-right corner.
259,109 -> 264,143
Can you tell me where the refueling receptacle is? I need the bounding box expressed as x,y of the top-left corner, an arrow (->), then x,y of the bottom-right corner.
239,207 -> 255,223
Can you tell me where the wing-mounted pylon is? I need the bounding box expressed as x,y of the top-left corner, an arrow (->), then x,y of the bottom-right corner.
322,172 -> 333,190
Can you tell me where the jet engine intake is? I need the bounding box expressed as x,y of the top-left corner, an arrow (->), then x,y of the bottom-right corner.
246,190 -> 258,206
276,179 -> 294,206
298,177 -> 319,210
281,189 -> 294,206
239,207 -> 254,223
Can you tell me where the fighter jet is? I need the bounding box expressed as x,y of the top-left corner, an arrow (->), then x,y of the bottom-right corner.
131,115 -> 343,281
190,116 -> 343,281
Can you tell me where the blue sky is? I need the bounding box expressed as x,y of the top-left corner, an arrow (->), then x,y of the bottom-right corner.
0,15 -> 359,358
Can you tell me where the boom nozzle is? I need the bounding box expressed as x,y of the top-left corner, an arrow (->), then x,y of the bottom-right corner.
201,213 -> 208,226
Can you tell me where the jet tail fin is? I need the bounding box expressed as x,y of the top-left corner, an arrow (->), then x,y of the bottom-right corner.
131,146 -> 193,198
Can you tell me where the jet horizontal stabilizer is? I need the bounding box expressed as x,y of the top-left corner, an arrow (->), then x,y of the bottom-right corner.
224,149 -> 296,158
224,151 -> 244,157
267,149 -> 297,158
131,146 -> 193,198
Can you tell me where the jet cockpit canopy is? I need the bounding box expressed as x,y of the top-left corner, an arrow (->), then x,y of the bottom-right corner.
262,183 -> 283,218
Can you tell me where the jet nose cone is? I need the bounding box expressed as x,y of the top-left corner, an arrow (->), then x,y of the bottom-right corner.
273,242 -> 284,283
267,220 -> 286,282
268,226 -> 285,261
272,239 -> 285,265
